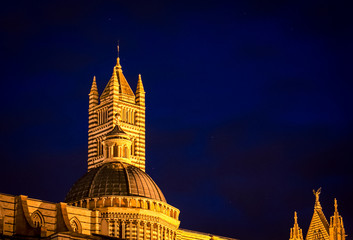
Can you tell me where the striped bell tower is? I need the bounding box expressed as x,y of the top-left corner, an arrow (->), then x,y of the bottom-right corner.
88,48 -> 146,171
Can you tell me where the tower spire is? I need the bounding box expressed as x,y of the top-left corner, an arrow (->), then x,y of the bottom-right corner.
116,42 -> 122,70
89,76 -> 99,108
136,74 -> 145,93
89,76 -> 98,94
290,211 -> 303,240
136,74 -> 145,106
306,188 -> 330,240
329,198 -> 346,240
294,211 -> 298,225
117,41 -> 120,58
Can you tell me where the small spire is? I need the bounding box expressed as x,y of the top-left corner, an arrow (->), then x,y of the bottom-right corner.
290,211 -> 303,240
89,76 -> 98,94
112,67 -> 118,82
294,211 -> 298,225
136,74 -> 145,93
334,198 -> 338,213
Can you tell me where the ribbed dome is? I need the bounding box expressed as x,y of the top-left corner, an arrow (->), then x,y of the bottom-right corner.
65,162 -> 166,203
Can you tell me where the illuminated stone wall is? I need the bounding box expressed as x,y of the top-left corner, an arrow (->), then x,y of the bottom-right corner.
0,193 -> 98,238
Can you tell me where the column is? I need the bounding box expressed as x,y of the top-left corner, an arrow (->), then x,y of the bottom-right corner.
121,221 -> 126,239
157,224 -> 160,240
143,221 -> 147,240
136,221 -> 140,240
150,223 -> 153,240
114,219 -> 117,237
130,221 -> 133,240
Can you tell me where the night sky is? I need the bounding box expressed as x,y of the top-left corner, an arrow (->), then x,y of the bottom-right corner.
0,1 -> 352,240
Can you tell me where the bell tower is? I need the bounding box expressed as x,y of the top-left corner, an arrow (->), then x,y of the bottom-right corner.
88,47 -> 146,171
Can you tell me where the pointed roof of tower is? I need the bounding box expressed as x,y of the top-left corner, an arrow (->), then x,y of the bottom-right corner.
305,188 -> 329,240
290,212 -> 303,240
89,76 -> 98,94
330,198 -> 345,229
100,53 -> 134,100
136,74 -> 145,93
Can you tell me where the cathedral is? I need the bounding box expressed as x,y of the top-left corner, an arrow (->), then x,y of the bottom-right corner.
0,48 -> 347,240
289,188 -> 346,240
0,49 -> 237,240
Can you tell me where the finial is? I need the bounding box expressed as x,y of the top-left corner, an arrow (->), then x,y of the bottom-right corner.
313,187 -> 322,209
138,74 -> 142,81
117,41 -> 120,58
313,187 -> 321,202
334,198 -> 338,212
116,41 -> 122,69
294,211 -> 298,224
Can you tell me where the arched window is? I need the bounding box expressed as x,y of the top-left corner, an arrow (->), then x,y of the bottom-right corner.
124,146 -> 128,158
100,141 -> 104,156
97,140 -> 100,157
113,145 -> 118,157
131,139 -> 134,156
122,108 -> 125,122
101,219 -> 109,235
31,211 -> 44,228
106,146 -> 110,157
146,201 -> 150,210
134,140 -> 137,156
99,110 -> 102,125
70,217 -> 82,233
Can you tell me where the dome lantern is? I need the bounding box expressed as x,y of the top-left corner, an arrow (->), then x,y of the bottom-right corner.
102,113 -> 132,164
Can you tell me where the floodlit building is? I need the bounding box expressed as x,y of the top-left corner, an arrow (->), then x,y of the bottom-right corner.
0,49 -> 237,240
289,188 -> 346,240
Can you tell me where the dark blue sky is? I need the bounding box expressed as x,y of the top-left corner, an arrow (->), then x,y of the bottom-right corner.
0,1 -> 352,240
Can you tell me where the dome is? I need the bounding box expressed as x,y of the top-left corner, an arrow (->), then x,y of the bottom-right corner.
65,162 -> 166,203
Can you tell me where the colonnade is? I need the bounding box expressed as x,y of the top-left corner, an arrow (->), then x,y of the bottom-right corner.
102,218 -> 177,240
69,196 -> 180,220
97,108 -> 109,125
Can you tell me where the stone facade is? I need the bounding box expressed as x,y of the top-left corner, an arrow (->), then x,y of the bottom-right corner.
0,193 -> 98,238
